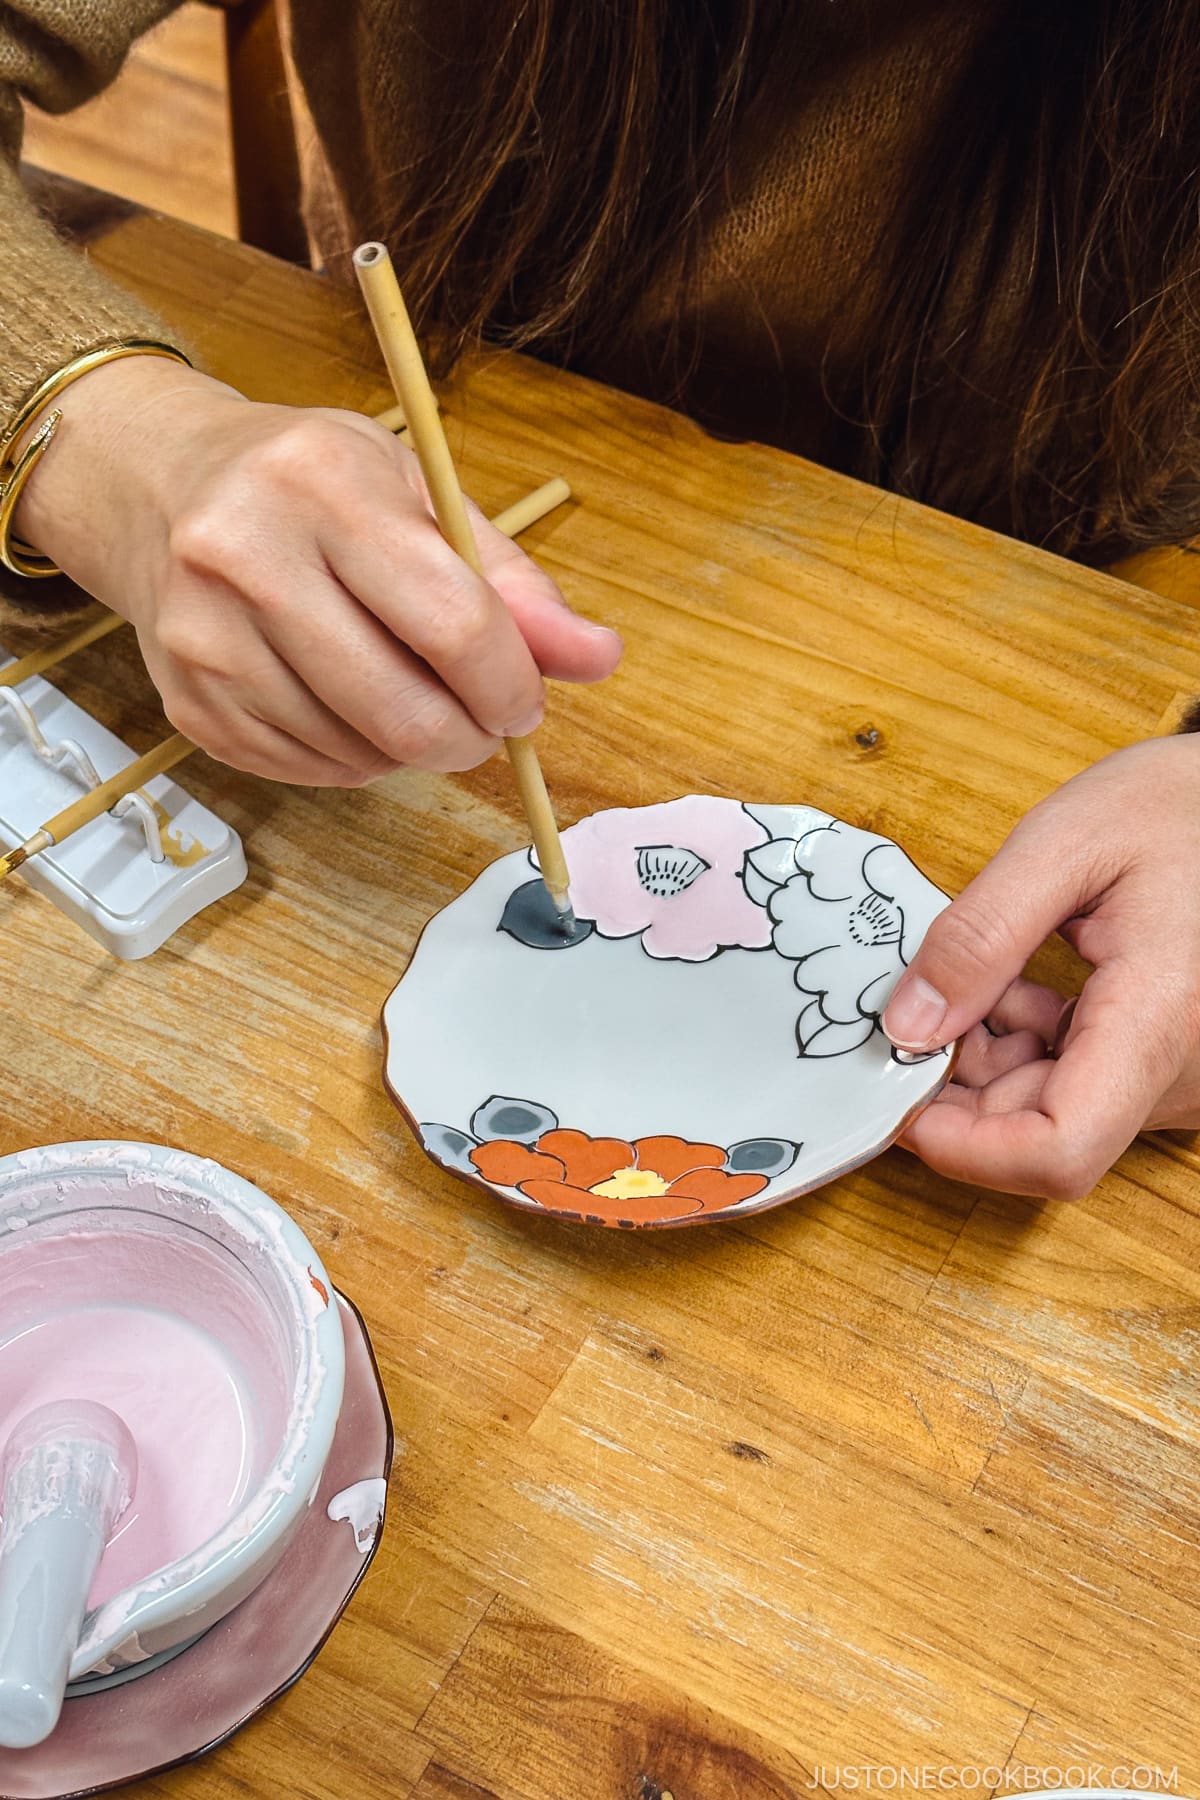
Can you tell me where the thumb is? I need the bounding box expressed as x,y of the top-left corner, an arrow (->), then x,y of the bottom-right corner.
472,508 -> 623,685
503,579 -> 624,684
882,806 -> 1101,1053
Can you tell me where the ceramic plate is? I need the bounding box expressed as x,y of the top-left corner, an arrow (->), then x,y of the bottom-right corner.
0,1292 -> 392,1800
383,796 -> 956,1229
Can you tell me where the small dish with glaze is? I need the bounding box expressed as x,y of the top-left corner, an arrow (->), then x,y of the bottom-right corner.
0,1142 -> 345,1687
0,1290 -> 389,1800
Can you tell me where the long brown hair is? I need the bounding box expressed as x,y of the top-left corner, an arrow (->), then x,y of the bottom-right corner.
853,0 -> 1200,560
377,0 -> 1200,562
381,2 -> 786,380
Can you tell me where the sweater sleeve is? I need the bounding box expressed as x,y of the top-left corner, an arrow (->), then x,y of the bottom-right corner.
0,0 -> 189,427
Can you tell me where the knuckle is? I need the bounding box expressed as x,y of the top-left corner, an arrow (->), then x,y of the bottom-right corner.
156,619 -> 210,676
376,685 -> 497,771
249,415 -> 350,486
431,731 -> 498,774
343,753 -> 398,789
417,567 -> 494,669
378,692 -> 452,766
167,496 -> 272,600
154,611 -> 224,676
167,508 -> 228,578
152,611 -> 193,667
159,692 -> 200,738
161,692 -> 221,755
1043,1143 -> 1102,1202
432,602 -> 493,674
928,899 -> 1016,981
197,722 -> 286,781
488,549 -> 564,612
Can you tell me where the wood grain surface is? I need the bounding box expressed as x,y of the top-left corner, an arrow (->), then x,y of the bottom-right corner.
2,211 -> 1199,1799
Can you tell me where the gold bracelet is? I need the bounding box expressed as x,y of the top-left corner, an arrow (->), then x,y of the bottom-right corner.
0,339 -> 193,579
0,409 -> 63,577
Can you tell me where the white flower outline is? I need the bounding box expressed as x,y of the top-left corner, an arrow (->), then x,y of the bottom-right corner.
741,806 -> 918,1059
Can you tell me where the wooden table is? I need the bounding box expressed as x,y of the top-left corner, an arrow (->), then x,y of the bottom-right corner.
4,208 -> 1200,1800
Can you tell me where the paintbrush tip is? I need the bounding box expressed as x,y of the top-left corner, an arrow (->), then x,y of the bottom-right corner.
547,889 -> 578,937
0,845 -> 28,881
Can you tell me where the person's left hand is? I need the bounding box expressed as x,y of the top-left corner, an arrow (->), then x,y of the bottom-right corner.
882,735 -> 1200,1199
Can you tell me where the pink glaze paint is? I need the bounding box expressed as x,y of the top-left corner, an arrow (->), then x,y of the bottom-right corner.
0,1211 -> 296,1616
0,1306 -> 256,1608
554,796 -> 774,961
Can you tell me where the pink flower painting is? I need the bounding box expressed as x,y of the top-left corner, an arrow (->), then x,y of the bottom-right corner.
550,796 -> 773,961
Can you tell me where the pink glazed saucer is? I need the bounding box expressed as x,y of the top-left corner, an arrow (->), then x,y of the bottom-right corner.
0,1292 -> 393,1800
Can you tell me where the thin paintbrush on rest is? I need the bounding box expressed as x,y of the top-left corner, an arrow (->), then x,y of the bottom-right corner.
352,240 -> 578,935
0,733 -> 196,881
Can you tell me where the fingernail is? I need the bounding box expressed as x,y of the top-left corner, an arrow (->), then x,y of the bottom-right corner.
883,976 -> 948,1050
508,706 -> 544,737
580,619 -> 621,646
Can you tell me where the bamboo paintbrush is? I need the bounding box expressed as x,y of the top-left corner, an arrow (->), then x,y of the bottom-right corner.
0,733 -> 196,880
490,478 -> 570,541
372,402 -> 409,435
352,240 -> 577,932
0,608 -> 125,689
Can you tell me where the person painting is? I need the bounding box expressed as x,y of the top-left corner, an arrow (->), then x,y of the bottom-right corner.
1,0 -> 1198,1198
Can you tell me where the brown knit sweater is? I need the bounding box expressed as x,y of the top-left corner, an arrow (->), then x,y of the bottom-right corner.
288,0 -> 985,481
1,0 -> 1192,585
0,0 -> 977,441
0,0 -> 976,618
0,1 -> 181,412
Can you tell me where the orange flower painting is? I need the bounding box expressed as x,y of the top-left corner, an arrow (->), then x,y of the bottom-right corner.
471,1129 -> 769,1226
419,1096 -> 802,1230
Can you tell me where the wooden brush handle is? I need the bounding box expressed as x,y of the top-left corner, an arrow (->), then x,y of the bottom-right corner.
0,610 -> 124,690
490,479 -> 570,541
504,736 -> 572,901
353,245 -> 482,574
352,242 -> 574,907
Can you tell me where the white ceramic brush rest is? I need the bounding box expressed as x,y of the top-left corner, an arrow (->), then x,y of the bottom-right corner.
0,647 -> 246,959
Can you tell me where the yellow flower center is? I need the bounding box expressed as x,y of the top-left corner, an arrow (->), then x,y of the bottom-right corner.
590,1165 -> 669,1200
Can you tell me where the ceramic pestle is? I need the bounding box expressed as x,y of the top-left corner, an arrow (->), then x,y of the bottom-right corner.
0,1401 -> 137,1749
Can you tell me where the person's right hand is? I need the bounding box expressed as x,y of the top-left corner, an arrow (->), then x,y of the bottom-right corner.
15,356 -> 622,785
